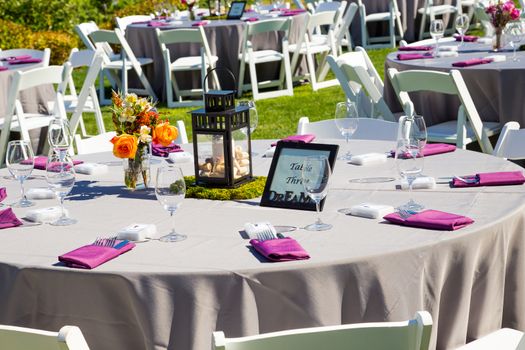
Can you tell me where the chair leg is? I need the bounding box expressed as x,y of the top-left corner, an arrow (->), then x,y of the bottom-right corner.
248,56 -> 260,100
283,50 -> 294,96
238,57 -> 246,98
306,51 -> 318,91
90,86 -> 106,135
419,12 -> 427,40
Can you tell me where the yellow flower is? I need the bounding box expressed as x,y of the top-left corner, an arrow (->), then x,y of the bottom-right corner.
139,125 -> 152,143
125,93 -> 138,105
111,134 -> 138,159
153,122 -> 178,147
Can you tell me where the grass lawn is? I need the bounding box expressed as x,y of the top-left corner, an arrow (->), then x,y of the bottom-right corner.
75,47 -> 396,140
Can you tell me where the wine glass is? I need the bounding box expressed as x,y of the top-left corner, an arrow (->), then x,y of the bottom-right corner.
238,100 -> 258,136
334,101 -> 359,161
46,151 -> 77,226
302,155 -> 332,231
430,19 -> 445,56
155,165 -> 186,242
6,140 -> 35,208
505,21 -> 524,61
48,117 -> 73,160
455,14 -> 470,48
395,115 -> 427,213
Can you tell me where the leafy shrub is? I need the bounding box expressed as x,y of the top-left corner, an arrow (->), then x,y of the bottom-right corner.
31,31 -> 80,64
0,20 -> 33,50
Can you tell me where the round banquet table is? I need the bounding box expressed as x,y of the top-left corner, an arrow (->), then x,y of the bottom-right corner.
384,37 -> 525,127
0,139 -> 524,350
125,14 -> 307,102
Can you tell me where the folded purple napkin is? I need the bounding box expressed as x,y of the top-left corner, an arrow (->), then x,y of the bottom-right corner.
8,58 -> 42,65
455,34 -> 478,42
384,209 -> 474,231
151,142 -> 183,157
392,143 -> 456,158
244,17 -> 259,22
29,156 -> 84,170
0,208 -> 23,230
250,237 -> 310,262
192,20 -> 209,26
1,55 -> 31,61
148,21 -> 170,27
59,241 -> 136,269
0,66 -> 8,72
280,11 -> 304,16
452,58 -> 493,67
398,46 -> 433,51
271,134 -> 315,147
0,188 -> 6,202
452,171 -> 525,187
397,53 -> 434,60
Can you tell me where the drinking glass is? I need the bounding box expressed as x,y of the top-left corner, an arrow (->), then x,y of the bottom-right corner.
6,140 -> 35,207
505,21 -> 524,61
302,155 -> 332,231
238,100 -> 258,136
48,117 -> 73,160
334,101 -> 359,161
395,115 -> 427,212
155,165 -> 186,242
46,151 -> 77,225
430,19 -> 445,55
455,14 -> 470,47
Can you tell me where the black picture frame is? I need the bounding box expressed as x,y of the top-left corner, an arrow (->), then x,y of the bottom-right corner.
260,142 -> 339,211
227,1 -> 247,19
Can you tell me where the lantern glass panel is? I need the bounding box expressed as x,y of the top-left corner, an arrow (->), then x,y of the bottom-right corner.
196,134 -> 226,179
232,127 -> 250,180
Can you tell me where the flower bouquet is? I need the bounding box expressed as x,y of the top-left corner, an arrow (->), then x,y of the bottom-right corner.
485,0 -> 521,50
110,91 -> 179,190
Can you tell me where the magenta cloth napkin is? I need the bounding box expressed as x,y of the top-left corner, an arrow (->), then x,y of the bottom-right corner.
397,53 -> 434,60
0,66 -> 8,72
8,58 -> 42,65
455,35 -> 478,42
271,134 -> 315,146
151,142 -> 183,157
244,17 -> 259,22
452,58 -> 493,67
1,55 -> 31,61
59,241 -> 136,269
398,46 -> 433,51
132,20 -> 151,25
148,21 -> 170,27
452,171 -> 525,187
0,187 -> 6,202
250,237 -> 310,262
30,156 -> 84,170
392,143 -> 456,158
0,208 -> 23,230
192,20 -> 209,26
384,209 -> 474,231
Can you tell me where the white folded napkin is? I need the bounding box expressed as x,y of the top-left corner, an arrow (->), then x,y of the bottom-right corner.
117,223 -> 157,241
244,222 -> 277,239
349,203 -> 395,219
477,37 -> 493,44
485,54 -> 506,62
439,45 -> 458,52
436,51 -> 459,58
263,146 -> 276,158
25,206 -> 69,223
349,153 -> 387,166
168,151 -> 193,163
74,162 -> 109,175
400,176 -> 436,190
26,188 -> 55,200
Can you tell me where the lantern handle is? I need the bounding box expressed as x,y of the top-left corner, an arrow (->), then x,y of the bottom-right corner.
203,67 -> 236,93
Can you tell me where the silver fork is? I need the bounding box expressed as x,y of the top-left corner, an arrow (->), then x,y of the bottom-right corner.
256,228 -> 277,241
453,175 -> 478,184
93,236 -> 117,247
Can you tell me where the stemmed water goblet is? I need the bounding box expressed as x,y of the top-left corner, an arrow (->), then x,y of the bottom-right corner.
48,117 -> 73,161
46,150 -> 77,225
6,140 -> 35,208
455,14 -> 470,48
238,100 -> 259,155
155,165 -> 187,242
505,21 -> 524,61
430,19 -> 445,56
301,155 -> 332,231
334,101 -> 359,161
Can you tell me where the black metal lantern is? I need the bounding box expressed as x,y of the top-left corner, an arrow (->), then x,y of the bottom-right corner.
191,69 -> 253,188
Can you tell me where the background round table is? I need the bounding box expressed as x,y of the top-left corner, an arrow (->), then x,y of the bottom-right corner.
0,139 -> 524,350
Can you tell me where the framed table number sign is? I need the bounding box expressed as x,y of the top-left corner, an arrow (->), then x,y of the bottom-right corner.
227,1 -> 247,19
260,142 -> 339,211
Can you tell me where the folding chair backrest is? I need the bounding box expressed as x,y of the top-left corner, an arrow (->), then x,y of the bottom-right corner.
308,10 -> 336,31
213,311 -> 432,350
0,324 -> 90,350
0,48 -> 50,66
156,27 -> 213,62
68,48 -> 98,68
74,131 -> 116,155
246,18 -> 291,36
75,21 -> 101,51
89,29 -> 121,46
493,121 -> 525,159
334,2 -> 358,43
115,15 -> 152,32
315,1 -> 345,13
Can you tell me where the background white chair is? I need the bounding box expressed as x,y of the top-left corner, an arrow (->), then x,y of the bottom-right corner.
64,48 -> 105,137
0,324 -> 89,350
155,27 -> 219,107
297,116 -> 399,141
213,311 -> 432,350
357,0 -> 404,48
455,328 -> 525,349
387,68 -> 500,153
309,2 -> 348,51
115,14 -> 154,33
493,121 -> 525,160
334,2 -> 358,54
238,18 -> 294,100
327,48 -> 395,121
0,63 -> 72,166
0,48 -> 51,67
418,0 -> 461,40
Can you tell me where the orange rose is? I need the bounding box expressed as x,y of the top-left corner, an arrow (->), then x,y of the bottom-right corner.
111,134 -> 138,159
153,122 -> 178,147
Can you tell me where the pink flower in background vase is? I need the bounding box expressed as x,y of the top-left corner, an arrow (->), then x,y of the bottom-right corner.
486,0 -> 521,28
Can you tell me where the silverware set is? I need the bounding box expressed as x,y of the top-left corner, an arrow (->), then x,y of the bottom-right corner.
93,236 -> 117,247
256,228 -> 277,241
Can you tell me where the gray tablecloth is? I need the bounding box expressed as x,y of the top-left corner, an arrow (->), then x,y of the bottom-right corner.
0,139 -> 524,350
125,15 -> 306,102
384,39 -> 525,127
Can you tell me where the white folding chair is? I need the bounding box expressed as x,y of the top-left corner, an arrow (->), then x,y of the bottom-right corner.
387,68 -> 501,153
289,11 -> 338,91
473,1 -> 494,37
334,3 -> 358,54
238,18 -> 294,100
297,116 -> 399,141
213,311 -> 432,350
455,328 -> 525,350
0,324 -> 89,350
0,63 -> 72,166
418,0 -> 461,40
88,28 -> 157,104
115,14 -> 154,33
63,48 -> 105,138
327,48 -> 395,121
357,0 -> 404,48
493,121 -> 525,160
309,2 -> 348,51
0,48 -> 51,67
155,27 -> 219,107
